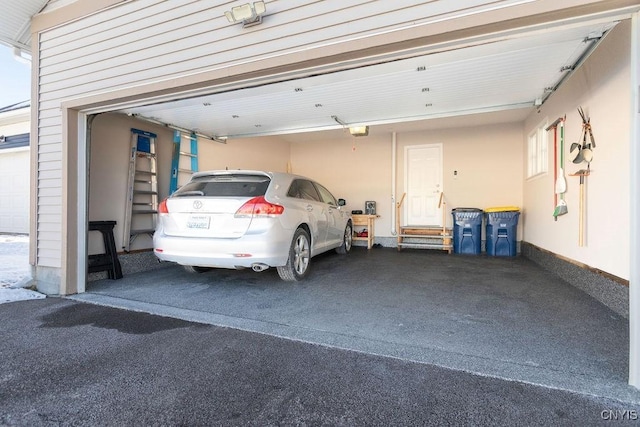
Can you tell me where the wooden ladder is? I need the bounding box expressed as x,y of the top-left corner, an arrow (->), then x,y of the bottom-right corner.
396,192 -> 452,253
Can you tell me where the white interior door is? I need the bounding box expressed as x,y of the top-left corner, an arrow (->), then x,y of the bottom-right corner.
404,144 -> 443,226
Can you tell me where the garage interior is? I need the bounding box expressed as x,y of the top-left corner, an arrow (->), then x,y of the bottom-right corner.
71,10 -> 638,401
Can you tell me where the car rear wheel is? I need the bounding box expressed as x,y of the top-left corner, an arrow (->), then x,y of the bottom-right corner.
277,228 -> 311,281
183,265 -> 212,274
335,222 -> 352,254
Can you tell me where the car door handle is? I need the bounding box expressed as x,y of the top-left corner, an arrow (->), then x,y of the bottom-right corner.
306,205 -> 314,211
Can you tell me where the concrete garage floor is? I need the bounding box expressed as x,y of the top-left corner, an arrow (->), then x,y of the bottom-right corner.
72,247 -> 639,403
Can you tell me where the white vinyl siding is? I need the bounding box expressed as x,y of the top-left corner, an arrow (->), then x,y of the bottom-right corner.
34,0 -> 548,268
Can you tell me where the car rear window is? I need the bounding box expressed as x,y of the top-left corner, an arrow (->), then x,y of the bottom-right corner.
173,174 -> 270,197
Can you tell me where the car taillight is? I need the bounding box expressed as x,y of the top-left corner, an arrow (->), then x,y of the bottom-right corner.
235,196 -> 284,217
158,199 -> 169,214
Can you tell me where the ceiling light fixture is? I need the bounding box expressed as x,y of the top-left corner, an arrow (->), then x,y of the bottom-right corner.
224,2 -> 266,27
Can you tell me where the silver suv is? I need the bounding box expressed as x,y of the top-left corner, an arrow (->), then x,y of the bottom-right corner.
153,170 -> 352,281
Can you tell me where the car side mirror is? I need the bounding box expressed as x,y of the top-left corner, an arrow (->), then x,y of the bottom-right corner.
338,198 -> 346,206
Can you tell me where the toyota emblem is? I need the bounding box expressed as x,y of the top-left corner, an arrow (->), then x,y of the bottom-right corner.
193,200 -> 203,210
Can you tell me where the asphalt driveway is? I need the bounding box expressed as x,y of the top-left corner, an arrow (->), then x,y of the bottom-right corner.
74,247 -> 638,404
1,298 -> 639,426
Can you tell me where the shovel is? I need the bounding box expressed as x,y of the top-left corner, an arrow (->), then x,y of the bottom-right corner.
553,118 -> 568,217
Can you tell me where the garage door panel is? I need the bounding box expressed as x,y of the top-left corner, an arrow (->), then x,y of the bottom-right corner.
0,150 -> 29,234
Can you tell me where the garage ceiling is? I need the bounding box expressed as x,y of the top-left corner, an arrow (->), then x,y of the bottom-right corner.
120,19 -> 617,140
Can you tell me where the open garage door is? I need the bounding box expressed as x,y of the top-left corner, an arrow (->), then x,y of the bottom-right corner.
0,144 -> 29,234
117,20 -> 617,140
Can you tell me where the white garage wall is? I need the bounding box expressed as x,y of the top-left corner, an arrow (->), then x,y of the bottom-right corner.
196,135 -> 290,175
291,131 -> 393,235
397,123 -> 524,217
91,116 -> 523,251
290,123 -> 524,238
89,114 -> 172,254
523,21 -> 631,280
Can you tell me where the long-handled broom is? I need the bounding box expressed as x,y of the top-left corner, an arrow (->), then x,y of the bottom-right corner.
554,117 -> 568,218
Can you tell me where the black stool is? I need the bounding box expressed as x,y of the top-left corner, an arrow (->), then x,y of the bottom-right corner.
88,221 -> 123,280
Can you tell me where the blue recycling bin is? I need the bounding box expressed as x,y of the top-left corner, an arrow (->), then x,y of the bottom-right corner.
452,208 -> 483,255
485,208 -> 520,256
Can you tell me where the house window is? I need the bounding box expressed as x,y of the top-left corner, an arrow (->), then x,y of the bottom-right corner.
527,122 -> 548,178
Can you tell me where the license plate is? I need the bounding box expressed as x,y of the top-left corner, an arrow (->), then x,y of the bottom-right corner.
186,215 -> 211,229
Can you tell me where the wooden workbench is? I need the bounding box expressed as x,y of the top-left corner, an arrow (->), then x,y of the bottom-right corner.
351,214 -> 379,249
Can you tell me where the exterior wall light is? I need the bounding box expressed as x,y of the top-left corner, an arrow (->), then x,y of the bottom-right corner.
225,2 -> 266,27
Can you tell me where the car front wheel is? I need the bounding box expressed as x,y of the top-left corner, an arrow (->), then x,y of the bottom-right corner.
335,222 -> 352,254
277,228 -> 311,281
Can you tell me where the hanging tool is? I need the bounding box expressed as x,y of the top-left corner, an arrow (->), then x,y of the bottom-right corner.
553,117 -> 568,218
570,169 -> 590,246
571,107 -> 596,165
546,117 -> 564,221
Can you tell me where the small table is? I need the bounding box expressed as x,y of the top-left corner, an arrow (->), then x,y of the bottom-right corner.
351,214 -> 379,249
88,221 -> 123,280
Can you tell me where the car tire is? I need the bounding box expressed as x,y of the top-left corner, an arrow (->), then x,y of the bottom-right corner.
183,265 -> 212,274
335,222 -> 353,254
277,228 -> 311,281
